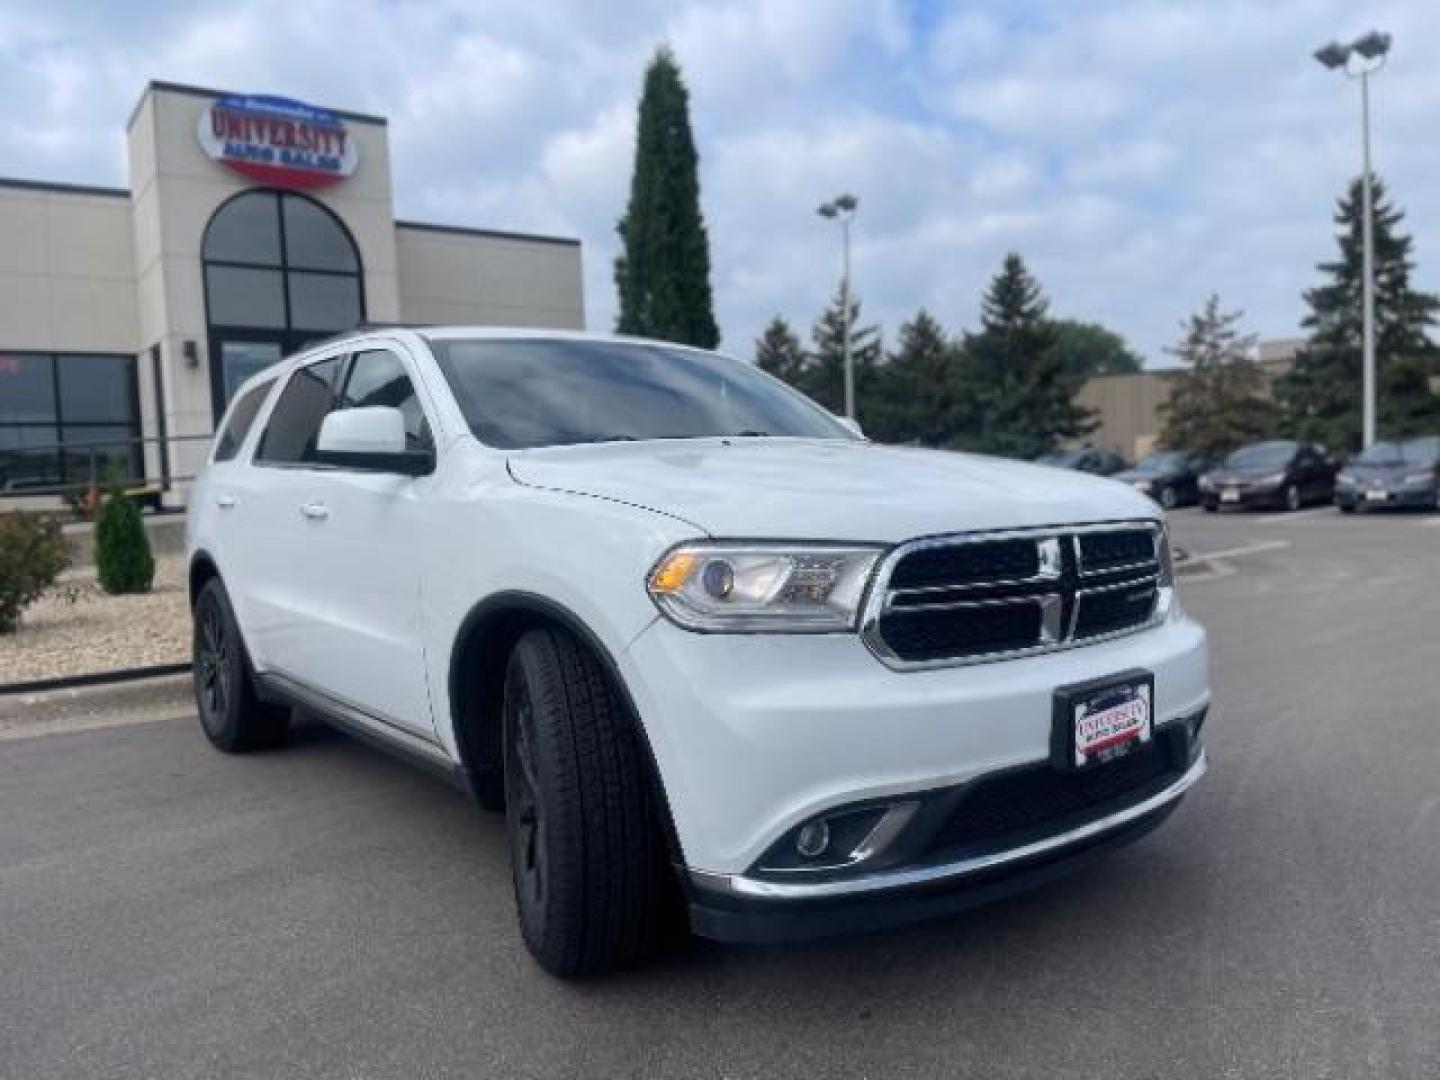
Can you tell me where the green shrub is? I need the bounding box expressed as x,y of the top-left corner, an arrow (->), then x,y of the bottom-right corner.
0,512 -> 68,634
95,491 -> 154,595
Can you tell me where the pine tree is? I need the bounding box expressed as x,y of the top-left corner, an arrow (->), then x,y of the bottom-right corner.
868,309 -> 967,446
613,48 -> 720,348
1276,175 -> 1440,450
754,316 -> 807,386
95,490 -> 154,595
1157,295 -> 1275,460
955,254 -> 1094,458
804,286 -> 882,418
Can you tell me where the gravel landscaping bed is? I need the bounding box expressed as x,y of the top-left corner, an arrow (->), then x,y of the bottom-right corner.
0,556 -> 190,685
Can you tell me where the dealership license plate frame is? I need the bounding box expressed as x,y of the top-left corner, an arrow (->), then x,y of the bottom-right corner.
1221,488 -> 1241,503
1366,488 -> 1388,502
1052,669 -> 1155,773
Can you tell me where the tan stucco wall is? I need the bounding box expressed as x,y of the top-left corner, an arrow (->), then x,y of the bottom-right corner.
0,186 -> 138,353
395,225 -> 584,329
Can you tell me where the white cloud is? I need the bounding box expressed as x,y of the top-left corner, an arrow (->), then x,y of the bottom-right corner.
1,0 -> 1439,366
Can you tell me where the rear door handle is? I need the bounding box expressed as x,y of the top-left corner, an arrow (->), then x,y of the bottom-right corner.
215,494 -> 237,510
300,502 -> 329,521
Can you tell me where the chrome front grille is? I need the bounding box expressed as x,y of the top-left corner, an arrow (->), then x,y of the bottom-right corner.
862,523 -> 1166,669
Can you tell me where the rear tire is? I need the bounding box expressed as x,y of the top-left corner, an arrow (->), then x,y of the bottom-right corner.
1339,503 -> 1355,514
502,626 -> 671,976
192,578 -> 290,752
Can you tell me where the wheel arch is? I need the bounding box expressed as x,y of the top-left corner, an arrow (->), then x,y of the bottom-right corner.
188,550 -> 222,609
446,592 -> 686,862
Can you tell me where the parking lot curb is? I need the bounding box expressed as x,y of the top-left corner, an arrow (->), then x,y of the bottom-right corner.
0,662 -> 191,697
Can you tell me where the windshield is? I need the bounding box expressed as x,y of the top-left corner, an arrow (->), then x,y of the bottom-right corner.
430,338 -> 852,449
1351,437 -> 1440,466
1135,451 -> 1186,473
1225,441 -> 1296,469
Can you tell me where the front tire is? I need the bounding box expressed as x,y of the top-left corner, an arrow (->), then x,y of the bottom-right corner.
1157,485 -> 1178,511
503,626 -> 671,976
1283,484 -> 1302,512
192,579 -> 290,752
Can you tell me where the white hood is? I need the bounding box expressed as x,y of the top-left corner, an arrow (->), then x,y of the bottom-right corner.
507,438 -> 1158,543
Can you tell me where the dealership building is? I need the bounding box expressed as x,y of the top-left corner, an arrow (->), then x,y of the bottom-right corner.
1,81 -> 584,503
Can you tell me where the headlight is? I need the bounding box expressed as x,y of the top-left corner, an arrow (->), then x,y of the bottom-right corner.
1255,472 -> 1286,488
1132,479 -> 1154,493
1198,475 -> 1215,492
647,543 -> 883,632
1336,472 -> 1357,487
1402,471 -> 1436,487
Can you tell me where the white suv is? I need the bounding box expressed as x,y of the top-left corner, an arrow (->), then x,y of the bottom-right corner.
187,327 -> 1209,975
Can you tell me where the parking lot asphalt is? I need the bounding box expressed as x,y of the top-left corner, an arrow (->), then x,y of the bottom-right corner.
4,506 -> 1440,1079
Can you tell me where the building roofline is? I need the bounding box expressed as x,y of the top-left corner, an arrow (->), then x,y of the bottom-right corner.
0,176 -> 129,199
395,219 -> 581,248
127,80 -> 389,132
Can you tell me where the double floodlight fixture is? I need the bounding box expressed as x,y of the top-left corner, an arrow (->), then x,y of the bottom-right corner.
1314,30 -> 1391,71
817,193 -> 858,219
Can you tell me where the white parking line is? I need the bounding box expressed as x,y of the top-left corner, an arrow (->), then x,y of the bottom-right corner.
1253,507 -> 1333,525
1188,539 -> 1292,562
1420,516 -> 1440,528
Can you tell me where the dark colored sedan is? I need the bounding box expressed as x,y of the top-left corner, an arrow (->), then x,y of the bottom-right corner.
1035,445 -> 1129,476
1334,436 -> 1440,512
1112,450 -> 1209,510
1200,440 -> 1337,512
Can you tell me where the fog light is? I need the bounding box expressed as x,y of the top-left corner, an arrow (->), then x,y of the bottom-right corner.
795,820 -> 830,858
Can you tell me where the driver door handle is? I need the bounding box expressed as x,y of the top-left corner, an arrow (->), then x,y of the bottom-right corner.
215,494 -> 237,510
300,502 -> 329,521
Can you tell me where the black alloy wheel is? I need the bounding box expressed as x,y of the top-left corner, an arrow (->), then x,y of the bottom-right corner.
191,578 -> 290,752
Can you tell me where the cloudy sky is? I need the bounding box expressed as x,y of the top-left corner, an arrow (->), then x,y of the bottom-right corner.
4,0 -> 1439,365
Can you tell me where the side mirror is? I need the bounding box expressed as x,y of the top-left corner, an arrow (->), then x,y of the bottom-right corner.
315,407 -> 432,476
836,416 -> 865,439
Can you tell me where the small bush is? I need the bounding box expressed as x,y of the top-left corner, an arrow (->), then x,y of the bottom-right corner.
0,513 -> 68,634
95,491 -> 154,595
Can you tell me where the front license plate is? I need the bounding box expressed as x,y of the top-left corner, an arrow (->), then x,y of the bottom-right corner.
1052,671 -> 1154,772
1366,489 -> 1388,502
1221,488 -> 1241,503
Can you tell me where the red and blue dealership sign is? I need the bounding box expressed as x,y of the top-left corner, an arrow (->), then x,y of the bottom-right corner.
198,95 -> 358,190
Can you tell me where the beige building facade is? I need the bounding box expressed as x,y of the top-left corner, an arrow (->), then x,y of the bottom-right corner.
1,81 -> 584,505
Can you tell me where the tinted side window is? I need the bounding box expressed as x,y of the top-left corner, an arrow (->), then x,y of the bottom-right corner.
256,357 -> 340,464
337,349 -> 432,450
214,378 -> 275,462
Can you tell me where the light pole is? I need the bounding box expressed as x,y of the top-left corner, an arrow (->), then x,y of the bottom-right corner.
817,193 -> 859,420
1315,30 -> 1391,448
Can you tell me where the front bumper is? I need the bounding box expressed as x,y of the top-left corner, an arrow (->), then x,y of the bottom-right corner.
1335,485 -> 1437,509
688,749 -> 1205,943
620,608 -> 1209,877
1202,484 -> 1284,509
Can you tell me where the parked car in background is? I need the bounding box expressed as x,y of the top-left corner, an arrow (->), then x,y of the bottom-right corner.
1200,440 -> 1337,512
1113,450 -> 1210,510
1035,445 -> 1129,476
1334,436 -> 1440,512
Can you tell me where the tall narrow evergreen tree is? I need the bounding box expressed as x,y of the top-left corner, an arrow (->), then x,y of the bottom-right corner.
613,48 -> 720,348
1157,295 -> 1275,460
956,254 -> 1094,458
868,309 -> 967,446
754,316 -> 807,386
1276,175 -> 1440,450
804,286 -> 882,418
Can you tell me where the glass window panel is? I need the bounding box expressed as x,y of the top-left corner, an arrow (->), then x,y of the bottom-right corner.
218,341 -> 284,406
203,192 -> 281,265
288,272 -> 361,331
0,425 -> 63,492
214,377 -> 276,462
339,350 -> 431,450
206,265 -> 286,329
59,425 -> 141,486
57,354 -> 134,424
0,353 -> 56,424
282,196 -> 358,272
257,357 -> 340,464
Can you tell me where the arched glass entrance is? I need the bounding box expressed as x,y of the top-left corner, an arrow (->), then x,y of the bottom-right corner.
202,189 -> 364,416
